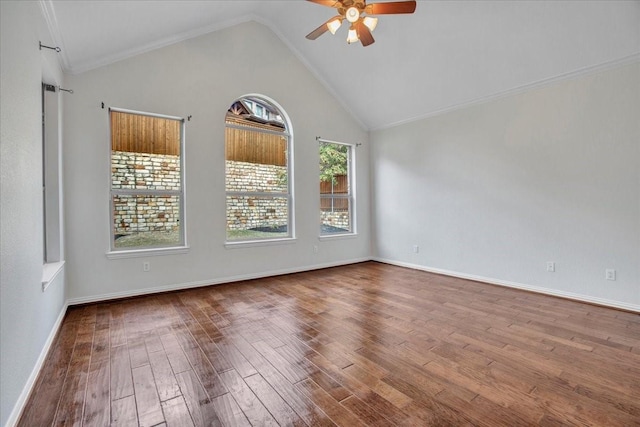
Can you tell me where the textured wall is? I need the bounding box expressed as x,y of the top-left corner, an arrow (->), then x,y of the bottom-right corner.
1,2 -> 67,425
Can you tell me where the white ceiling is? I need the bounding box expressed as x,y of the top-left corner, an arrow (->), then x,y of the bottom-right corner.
43,0 -> 640,130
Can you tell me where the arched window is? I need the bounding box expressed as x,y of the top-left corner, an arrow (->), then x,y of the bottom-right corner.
225,96 -> 293,242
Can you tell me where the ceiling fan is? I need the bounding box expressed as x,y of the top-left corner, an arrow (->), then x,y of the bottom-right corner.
305,0 -> 416,47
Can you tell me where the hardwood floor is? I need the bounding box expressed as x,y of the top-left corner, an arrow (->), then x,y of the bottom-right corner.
18,262 -> 640,426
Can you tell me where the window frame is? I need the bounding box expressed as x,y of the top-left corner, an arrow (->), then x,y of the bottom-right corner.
224,95 -> 295,246
107,107 -> 188,256
41,82 -> 65,289
319,138 -> 356,238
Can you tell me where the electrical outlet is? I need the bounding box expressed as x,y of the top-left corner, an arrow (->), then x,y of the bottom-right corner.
143,262 -> 150,272
546,262 -> 555,272
313,245 -> 319,254
412,245 -> 419,253
605,269 -> 616,281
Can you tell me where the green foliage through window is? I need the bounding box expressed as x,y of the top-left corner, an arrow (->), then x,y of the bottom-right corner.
320,142 -> 348,184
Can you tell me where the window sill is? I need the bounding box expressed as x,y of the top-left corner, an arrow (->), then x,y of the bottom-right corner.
319,233 -> 358,241
106,246 -> 190,259
225,238 -> 297,249
42,261 -> 65,292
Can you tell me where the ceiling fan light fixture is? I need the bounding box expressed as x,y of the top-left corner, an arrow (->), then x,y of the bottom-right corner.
345,7 -> 360,23
363,16 -> 378,32
306,0 -> 417,47
347,27 -> 359,44
327,17 -> 342,34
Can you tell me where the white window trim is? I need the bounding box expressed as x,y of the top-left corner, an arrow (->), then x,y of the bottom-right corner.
318,137 -> 357,237
225,94 -> 295,246
224,238 -> 297,249
319,233 -> 358,241
106,246 -> 190,259
106,107 -> 188,256
42,261 -> 65,291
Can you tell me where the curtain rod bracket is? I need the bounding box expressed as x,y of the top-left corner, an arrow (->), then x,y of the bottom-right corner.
39,41 -> 61,53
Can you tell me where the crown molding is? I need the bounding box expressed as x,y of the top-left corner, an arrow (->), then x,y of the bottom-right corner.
64,13 -> 259,75
39,0 -> 70,71
372,53 -> 640,132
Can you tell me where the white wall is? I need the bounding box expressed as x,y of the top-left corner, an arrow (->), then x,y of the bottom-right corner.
0,2 -> 67,426
63,21 -> 370,302
371,62 -> 640,310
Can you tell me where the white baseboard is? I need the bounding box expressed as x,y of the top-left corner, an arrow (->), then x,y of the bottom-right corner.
373,257 -> 640,313
5,301 -> 69,427
67,257 -> 372,306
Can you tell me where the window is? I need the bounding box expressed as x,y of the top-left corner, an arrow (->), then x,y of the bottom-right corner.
42,82 -> 65,287
109,109 -> 185,251
320,139 -> 354,235
42,83 -> 53,262
225,96 -> 292,242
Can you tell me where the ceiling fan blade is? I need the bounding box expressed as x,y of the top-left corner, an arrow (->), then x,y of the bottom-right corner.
365,1 -> 416,15
306,16 -> 341,40
306,0 -> 341,8
306,24 -> 329,40
355,20 -> 375,46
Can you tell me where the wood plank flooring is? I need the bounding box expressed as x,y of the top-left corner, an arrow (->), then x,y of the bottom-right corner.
18,262 -> 640,426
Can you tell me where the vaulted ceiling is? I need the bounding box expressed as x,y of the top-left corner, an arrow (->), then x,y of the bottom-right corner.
42,0 -> 639,130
